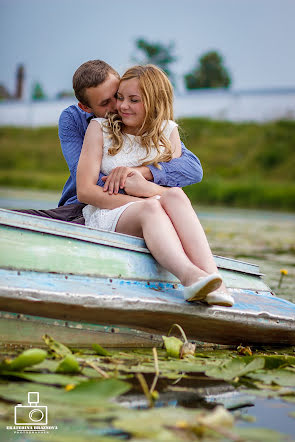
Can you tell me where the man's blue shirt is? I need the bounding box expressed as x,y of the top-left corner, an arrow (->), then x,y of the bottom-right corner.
58,104 -> 203,206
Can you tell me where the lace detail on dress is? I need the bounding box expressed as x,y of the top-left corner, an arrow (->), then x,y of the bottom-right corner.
83,119 -> 178,232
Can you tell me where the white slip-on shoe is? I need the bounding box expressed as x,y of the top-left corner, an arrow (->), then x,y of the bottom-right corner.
183,273 -> 223,302
205,291 -> 234,307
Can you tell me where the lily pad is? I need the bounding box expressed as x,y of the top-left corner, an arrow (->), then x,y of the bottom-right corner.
247,369 -> 295,387
0,371 -> 85,386
261,355 -> 295,370
113,406 -> 203,440
66,378 -> 131,403
0,379 -> 131,407
205,357 -> 265,381
235,427 -> 291,441
92,343 -> 111,356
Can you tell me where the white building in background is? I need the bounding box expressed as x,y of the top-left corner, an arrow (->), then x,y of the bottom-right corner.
0,88 -> 295,127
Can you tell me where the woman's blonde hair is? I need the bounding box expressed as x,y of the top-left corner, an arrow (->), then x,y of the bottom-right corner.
105,65 -> 174,168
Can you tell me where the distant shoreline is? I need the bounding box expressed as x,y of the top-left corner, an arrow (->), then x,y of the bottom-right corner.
1,88 -> 295,126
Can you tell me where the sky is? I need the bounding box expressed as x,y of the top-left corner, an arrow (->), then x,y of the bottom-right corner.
1,0 -> 295,99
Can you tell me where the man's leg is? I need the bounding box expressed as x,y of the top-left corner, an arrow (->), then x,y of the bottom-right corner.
15,203 -> 86,225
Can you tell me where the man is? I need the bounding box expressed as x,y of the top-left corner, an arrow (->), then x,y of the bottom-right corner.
20,60 -> 203,224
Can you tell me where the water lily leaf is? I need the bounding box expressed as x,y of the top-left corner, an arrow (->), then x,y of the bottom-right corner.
197,405 -> 234,428
235,427 -> 290,441
56,354 -> 80,374
66,379 -> 131,402
247,369 -> 295,387
0,379 -> 130,407
282,396 -> 295,403
92,343 -> 111,356
43,334 -> 72,359
205,357 -> 265,381
289,411 -> 295,418
162,336 -> 183,358
262,355 -> 295,370
0,371 -> 84,386
113,406 -> 202,440
0,349 -> 47,372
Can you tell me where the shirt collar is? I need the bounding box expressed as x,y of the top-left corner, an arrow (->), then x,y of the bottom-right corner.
86,113 -> 95,124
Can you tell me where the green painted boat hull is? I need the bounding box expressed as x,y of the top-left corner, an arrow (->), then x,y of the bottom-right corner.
0,208 -> 295,346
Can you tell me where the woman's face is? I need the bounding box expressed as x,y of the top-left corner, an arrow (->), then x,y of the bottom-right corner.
116,78 -> 146,134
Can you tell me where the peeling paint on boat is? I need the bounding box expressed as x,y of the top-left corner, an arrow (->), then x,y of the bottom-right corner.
0,208 -> 295,346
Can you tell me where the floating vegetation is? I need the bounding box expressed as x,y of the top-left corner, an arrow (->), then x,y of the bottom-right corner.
0,333 -> 295,440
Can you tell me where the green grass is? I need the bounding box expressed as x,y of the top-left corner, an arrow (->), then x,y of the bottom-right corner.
1,119 -> 295,210
0,126 -> 68,190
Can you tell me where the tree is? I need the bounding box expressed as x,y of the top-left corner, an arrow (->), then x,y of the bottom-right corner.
31,82 -> 46,100
133,38 -> 177,84
184,51 -> 231,90
56,90 -> 75,99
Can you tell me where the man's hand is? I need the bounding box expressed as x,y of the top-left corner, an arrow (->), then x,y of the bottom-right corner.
102,166 -> 138,194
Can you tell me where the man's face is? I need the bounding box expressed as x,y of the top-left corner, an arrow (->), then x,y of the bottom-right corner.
80,74 -> 120,117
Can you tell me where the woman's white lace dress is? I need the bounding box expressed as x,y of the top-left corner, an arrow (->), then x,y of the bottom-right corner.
82,118 -> 177,232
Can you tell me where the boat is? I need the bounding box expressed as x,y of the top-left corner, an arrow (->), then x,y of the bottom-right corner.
0,208 -> 294,347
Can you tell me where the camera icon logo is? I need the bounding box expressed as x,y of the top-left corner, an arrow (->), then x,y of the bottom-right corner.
14,392 -> 47,425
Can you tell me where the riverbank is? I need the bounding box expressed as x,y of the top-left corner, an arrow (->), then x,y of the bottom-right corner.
0,118 -> 295,210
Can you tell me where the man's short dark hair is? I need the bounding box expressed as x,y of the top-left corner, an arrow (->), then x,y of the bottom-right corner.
73,60 -> 119,106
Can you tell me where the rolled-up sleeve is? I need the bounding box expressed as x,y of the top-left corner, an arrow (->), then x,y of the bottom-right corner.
147,142 -> 203,187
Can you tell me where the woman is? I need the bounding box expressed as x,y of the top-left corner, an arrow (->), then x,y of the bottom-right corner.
77,65 -> 234,307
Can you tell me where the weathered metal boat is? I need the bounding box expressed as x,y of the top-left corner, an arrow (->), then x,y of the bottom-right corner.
0,208 -> 294,347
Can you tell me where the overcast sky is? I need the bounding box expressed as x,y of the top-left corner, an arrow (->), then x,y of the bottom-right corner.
1,0 -> 294,99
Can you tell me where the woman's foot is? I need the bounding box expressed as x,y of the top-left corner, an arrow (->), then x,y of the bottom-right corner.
183,273 -> 223,302
204,291 -> 234,307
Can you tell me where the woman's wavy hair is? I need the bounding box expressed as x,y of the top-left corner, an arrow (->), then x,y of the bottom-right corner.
105,65 -> 174,168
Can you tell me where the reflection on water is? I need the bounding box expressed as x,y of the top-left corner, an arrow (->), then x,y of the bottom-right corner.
117,374 -> 295,438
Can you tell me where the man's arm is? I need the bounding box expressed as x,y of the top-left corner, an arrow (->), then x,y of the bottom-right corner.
102,141 -> 203,194
59,109 -> 202,199
147,142 -> 203,187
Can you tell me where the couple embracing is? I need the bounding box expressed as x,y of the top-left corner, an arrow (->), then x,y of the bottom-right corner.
25,59 -> 234,307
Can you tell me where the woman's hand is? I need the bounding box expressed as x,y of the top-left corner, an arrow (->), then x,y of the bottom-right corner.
102,165 -> 153,194
124,170 -> 166,197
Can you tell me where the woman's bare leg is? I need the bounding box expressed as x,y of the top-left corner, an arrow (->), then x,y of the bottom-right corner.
115,199 -> 216,287
159,188 -> 228,292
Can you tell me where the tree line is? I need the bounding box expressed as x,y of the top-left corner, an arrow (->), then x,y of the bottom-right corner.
32,38 -> 231,100
133,38 -> 231,90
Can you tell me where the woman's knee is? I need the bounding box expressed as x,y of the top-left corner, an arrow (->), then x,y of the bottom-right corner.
140,198 -> 163,218
161,187 -> 190,206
